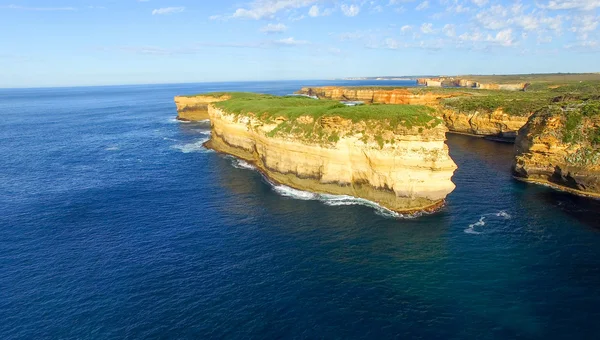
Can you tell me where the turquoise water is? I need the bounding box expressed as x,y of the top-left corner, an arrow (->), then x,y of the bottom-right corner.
1,81 -> 600,339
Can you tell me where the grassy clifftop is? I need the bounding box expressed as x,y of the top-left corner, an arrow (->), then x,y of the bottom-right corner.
442,81 -> 600,117
210,93 -> 441,129
191,92 -> 444,147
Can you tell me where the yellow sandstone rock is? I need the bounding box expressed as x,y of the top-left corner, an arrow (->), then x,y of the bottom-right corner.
174,95 -> 230,121
203,105 -> 457,214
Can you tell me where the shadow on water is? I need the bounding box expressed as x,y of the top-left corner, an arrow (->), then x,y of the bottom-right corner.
446,133 -> 515,175
533,185 -> 600,231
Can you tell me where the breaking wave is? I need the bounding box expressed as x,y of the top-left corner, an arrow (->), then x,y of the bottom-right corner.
171,133 -> 212,153
496,210 -> 512,219
220,154 -> 429,219
465,216 -> 486,234
261,176 -> 417,219
227,156 -> 256,170
464,210 -> 512,234
271,183 -> 319,200
168,117 -> 191,124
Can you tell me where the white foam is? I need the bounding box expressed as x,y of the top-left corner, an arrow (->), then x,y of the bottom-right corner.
495,210 -> 512,219
221,155 -> 427,219
231,159 -> 256,170
105,146 -> 119,151
464,216 -> 486,234
272,183 -> 319,200
169,117 -> 191,124
171,137 -> 212,153
319,194 -> 419,219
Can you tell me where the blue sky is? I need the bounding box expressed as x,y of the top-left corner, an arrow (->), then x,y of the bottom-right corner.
1,0 -> 599,87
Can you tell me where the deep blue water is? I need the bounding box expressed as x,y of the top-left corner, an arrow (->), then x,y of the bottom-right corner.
2,80 -> 600,339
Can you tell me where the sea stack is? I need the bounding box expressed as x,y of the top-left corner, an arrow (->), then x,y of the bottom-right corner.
175,93 -> 458,214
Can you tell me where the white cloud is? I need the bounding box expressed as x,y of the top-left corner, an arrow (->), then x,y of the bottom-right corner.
385,38 -> 401,49
471,0 -> 488,7
570,15 -> 599,33
443,24 -> 456,37
260,23 -> 288,33
475,5 -> 509,30
371,5 -> 383,13
420,23 -> 435,34
539,0 -> 600,10
275,37 -> 309,45
152,7 -> 184,15
1,4 -> 76,11
401,25 -> 413,33
489,28 -> 515,46
416,1 -> 429,11
232,0 -> 319,20
308,5 -> 319,17
341,4 -> 360,16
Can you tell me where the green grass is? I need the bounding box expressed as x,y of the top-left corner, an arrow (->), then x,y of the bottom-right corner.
186,92 -> 443,146
211,92 -> 441,128
442,81 -> 600,117
534,101 -> 600,165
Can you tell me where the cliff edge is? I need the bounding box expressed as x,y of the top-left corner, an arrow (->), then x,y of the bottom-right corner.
174,94 -> 230,121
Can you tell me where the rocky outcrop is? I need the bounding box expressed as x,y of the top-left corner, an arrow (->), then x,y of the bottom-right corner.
416,77 -> 528,91
174,95 -> 229,121
297,86 -> 462,106
204,104 -> 457,214
441,108 -> 531,139
477,83 -> 529,91
513,105 -> 600,197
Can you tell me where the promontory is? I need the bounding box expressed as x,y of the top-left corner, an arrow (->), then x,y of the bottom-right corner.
174,92 -> 458,214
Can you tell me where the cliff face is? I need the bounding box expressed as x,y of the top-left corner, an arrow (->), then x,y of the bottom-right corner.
477,83 -> 529,91
441,108 -> 530,138
513,105 -> 600,197
416,78 -> 528,91
297,87 -> 529,138
174,95 -> 229,121
297,86 -> 459,106
205,105 -> 457,213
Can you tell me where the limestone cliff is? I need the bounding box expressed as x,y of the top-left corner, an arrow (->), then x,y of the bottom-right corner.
203,102 -> 457,214
174,94 -> 229,121
297,86 -> 460,106
513,103 -> 600,197
441,108 -> 530,139
415,78 -> 528,91
297,86 -> 530,139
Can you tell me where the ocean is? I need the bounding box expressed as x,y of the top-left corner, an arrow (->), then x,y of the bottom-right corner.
2,80 -> 600,339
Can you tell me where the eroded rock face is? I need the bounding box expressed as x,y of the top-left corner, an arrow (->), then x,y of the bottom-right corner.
174,95 -> 229,121
513,106 -> 600,197
205,105 -> 458,214
441,108 -> 531,138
